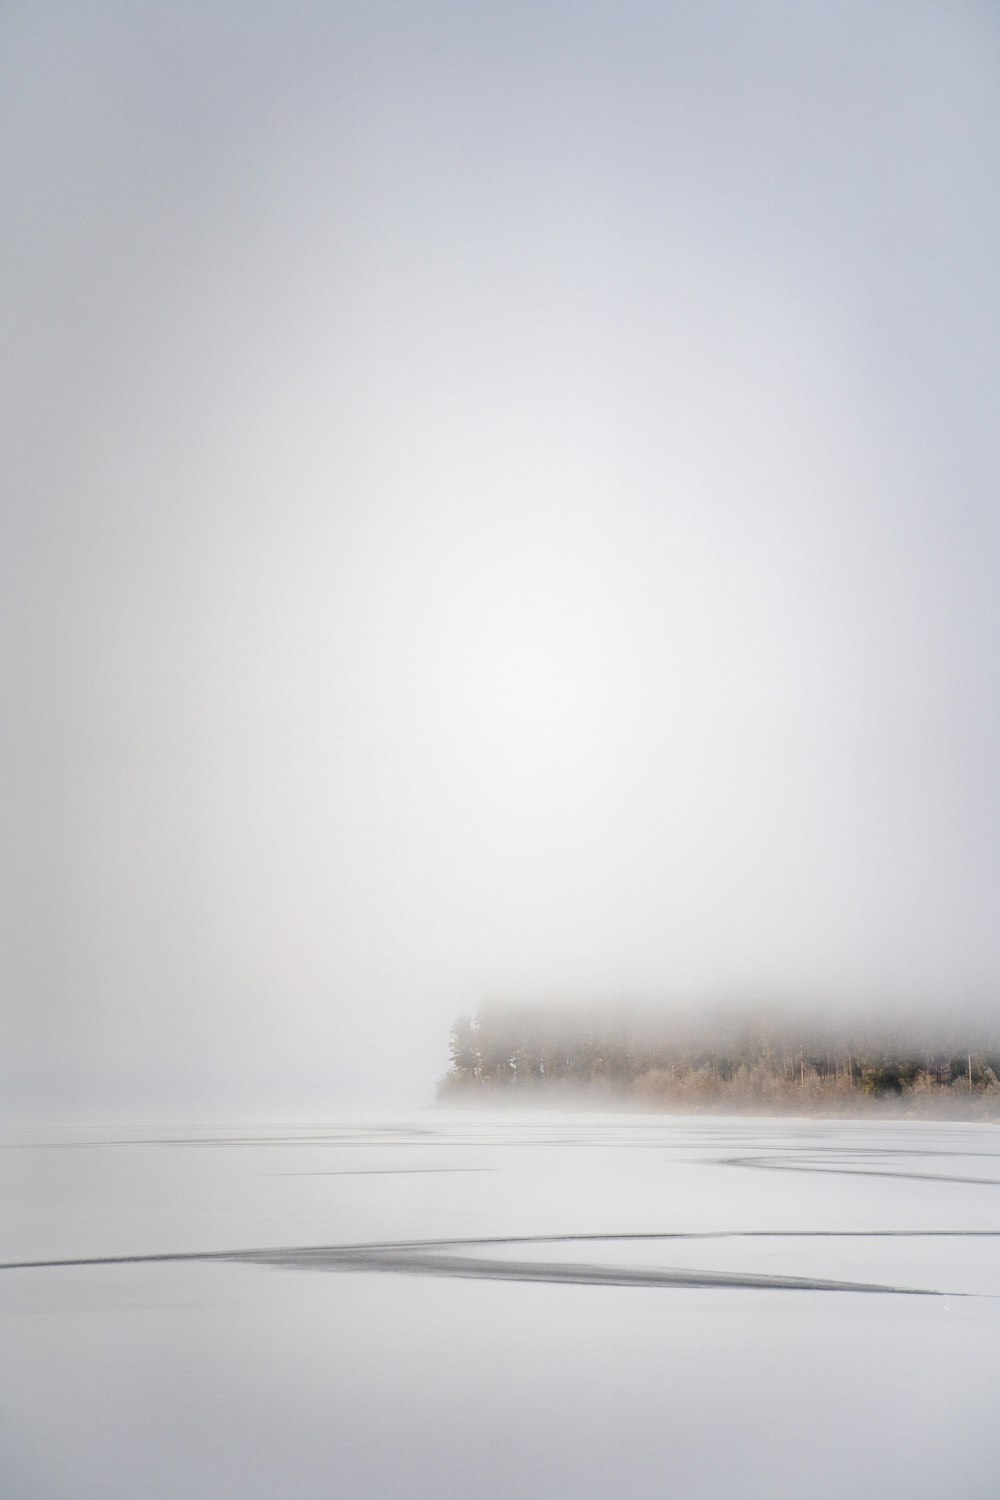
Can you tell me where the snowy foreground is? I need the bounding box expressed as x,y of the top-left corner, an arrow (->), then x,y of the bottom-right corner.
3,1113 -> 999,1498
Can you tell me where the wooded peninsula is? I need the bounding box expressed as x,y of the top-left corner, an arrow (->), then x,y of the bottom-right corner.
438,1001 -> 1000,1116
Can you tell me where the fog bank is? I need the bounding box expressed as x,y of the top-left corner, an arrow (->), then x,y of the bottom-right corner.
3,1 -> 999,1121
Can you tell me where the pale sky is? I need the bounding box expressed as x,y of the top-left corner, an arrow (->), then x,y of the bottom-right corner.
3,0 -> 999,1120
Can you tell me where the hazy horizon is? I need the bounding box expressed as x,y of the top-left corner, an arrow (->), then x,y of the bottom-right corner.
4,1 -> 1000,1123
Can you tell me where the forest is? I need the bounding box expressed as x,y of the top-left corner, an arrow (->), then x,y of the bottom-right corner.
438,1001 -> 1000,1114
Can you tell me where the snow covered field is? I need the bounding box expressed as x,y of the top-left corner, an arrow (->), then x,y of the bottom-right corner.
3,1114 -> 998,1498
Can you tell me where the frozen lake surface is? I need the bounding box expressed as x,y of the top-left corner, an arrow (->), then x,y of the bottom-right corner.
3,1112 -> 999,1498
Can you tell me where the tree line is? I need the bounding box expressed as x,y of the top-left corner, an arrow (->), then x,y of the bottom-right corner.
438,1000 -> 1000,1112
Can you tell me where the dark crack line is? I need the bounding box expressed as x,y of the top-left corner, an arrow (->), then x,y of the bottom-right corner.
4,1227 -> 997,1299
258,1249 -> 933,1295
272,1168 -> 495,1176
725,1156 -> 1000,1186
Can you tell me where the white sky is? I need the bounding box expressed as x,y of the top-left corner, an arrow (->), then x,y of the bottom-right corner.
3,0 -> 999,1119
